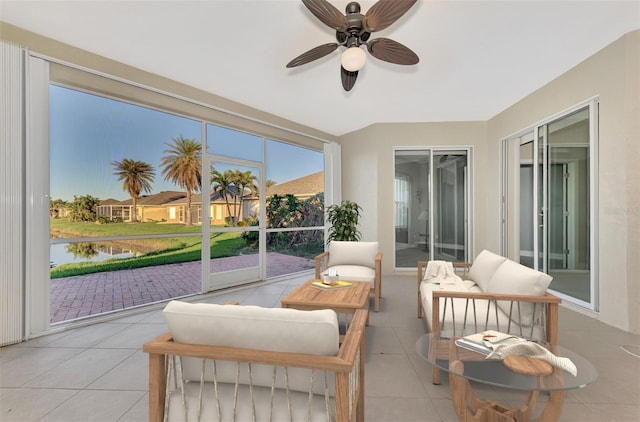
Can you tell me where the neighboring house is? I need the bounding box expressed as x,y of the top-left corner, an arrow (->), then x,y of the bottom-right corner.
164,191 -> 245,225
96,198 -> 131,221
96,173 -> 325,225
97,191 -> 185,222
245,171 -> 325,220
161,171 -> 326,226
265,171 -> 324,200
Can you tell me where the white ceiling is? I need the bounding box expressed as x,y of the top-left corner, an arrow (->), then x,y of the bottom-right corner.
2,0 -> 639,136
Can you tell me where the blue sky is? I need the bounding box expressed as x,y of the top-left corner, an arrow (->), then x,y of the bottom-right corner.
50,85 -> 323,201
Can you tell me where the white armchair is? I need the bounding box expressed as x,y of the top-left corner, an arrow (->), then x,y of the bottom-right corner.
315,241 -> 383,312
144,301 -> 366,422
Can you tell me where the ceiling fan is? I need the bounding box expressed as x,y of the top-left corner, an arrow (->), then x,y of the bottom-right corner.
286,0 -> 419,91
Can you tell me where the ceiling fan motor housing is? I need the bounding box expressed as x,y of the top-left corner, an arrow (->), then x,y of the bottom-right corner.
336,1 -> 370,46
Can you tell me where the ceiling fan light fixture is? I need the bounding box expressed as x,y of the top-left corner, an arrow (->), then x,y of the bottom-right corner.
341,46 -> 366,72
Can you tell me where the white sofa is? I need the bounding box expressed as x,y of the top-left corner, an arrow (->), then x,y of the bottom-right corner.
315,241 -> 383,311
418,250 -> 561,342
144,300 -> 366,422
417,250 -> 562,384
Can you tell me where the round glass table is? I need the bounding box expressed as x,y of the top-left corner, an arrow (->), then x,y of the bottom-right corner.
416,333 -> 597,421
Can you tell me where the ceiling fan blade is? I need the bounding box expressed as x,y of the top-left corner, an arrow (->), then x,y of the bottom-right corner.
286,43 -> 339,68
341,66 -> 358,91
363,0 -> 417,32
302,0 -> 348,30
367,38 -> 419,65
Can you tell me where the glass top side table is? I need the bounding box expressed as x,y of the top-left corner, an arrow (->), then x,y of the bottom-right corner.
416,333 -> 597,421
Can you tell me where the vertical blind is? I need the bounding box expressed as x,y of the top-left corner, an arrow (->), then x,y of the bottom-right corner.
1,40 -> 24,346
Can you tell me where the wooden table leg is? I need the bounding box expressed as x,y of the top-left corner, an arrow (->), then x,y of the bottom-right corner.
448,360 -> 564,422
536,391 -> 565,421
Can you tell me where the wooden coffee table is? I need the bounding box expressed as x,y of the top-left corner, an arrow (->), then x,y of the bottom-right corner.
281,279 -> 370,323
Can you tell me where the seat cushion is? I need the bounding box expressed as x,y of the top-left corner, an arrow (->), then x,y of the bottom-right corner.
421,282 -> 511,336
326,264 -> 375,283
327,241 -> 378,269
467,250 -> 508,291
420,282 -> 545,340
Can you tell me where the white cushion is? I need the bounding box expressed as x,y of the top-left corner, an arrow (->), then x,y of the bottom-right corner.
486,260 -> 553,326
420,281 -> 545,340
467,250 -> 508,291
325,264 -> 375,283
162,301 -> 339,393
327,241 -> 378,268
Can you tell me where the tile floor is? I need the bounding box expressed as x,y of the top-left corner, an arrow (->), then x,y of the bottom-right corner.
1,274 -> 639,421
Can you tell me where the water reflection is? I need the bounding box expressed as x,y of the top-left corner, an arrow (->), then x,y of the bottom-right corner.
50,242 -> 143,267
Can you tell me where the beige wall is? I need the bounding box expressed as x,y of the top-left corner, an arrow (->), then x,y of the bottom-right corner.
339,31 -> 639,333
487,31 -> 639,334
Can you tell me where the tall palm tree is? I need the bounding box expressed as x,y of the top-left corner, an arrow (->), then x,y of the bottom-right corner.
211,168 -> 235,224
160,136 -> 202,226
111,158 -> 155,222
234,170 -> 258,222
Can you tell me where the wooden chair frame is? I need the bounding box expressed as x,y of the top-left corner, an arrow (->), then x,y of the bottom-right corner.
315,251 -> 383,312
143,309 -> 368,422
417,260 -> 561,384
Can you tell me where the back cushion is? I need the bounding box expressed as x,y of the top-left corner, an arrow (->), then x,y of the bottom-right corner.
163,301 -> 339,393
164,301 -> 339,356
467,250 -> 508,291
327,241 -> 378,268
486,260 -> 553,326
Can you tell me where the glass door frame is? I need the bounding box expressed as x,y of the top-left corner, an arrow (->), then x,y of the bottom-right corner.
202,152 -> 265,291
393,147 -> 473,270
500,98 -> 599,311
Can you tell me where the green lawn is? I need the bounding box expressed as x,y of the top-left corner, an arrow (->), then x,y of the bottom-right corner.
50,220 -> 249,279
51,219 -> 202,237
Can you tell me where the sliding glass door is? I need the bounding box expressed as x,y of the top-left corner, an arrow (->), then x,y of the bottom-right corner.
394,148 -> 471,268
502,101 -> 598,309
538,108 -> 592,302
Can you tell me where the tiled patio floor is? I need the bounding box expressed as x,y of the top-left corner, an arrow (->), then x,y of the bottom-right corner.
50,253 -> 314,323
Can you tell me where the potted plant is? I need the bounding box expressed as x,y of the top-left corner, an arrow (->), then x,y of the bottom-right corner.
326,200 -> 362,243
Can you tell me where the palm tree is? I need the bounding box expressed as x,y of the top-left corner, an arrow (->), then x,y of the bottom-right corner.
234,170 -> 258,222
265,179 -> 277,189
160,136 -> 202,226
111,158 -> 155,222
211,168 -> 235,224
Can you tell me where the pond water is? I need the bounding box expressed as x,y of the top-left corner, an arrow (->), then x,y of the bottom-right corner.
50,242 -> 142,267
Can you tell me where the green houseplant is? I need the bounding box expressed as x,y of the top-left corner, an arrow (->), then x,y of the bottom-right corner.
326,200 -> 362,243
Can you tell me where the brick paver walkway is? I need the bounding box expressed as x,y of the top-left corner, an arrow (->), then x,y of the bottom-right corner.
50,253 -> 314,323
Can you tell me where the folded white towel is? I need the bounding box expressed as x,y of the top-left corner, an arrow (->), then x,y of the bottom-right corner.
423,261 -> 462,285
483,334 -> 577,376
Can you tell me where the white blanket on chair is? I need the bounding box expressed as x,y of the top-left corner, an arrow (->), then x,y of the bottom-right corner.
423,261 -> 463,285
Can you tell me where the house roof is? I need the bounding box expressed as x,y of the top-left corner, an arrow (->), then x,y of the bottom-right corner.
266,171 -> 323,198
99,198 -> 123,206
163,190 -> 242,206
118,191 -> 186,206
